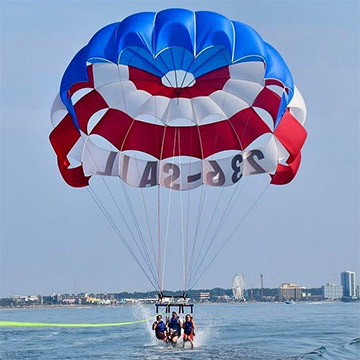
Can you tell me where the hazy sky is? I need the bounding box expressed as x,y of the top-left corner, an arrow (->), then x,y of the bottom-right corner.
1,0 -> 359,297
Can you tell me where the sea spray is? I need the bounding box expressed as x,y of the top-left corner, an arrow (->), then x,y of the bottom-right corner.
132,303 -> 159,345
131,302 -> 219,350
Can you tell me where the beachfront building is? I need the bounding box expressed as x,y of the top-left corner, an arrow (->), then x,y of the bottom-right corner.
279,283 -> 302,301
10,295 -> 42,306
322,283 -> 343,300
196,292 -> 211,301
341,271 -> 356,298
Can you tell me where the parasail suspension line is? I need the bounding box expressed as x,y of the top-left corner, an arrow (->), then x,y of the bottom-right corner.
160,126 -> 178,292
79,128 -> 159,290
116,62 -> 161,291
188,177 -> 249,289
84,142 -> 158,290
86,186 -> 158,290
177,128 -> 187,294
187,76 -> 255,290
186,87 -> 230,289
189,183 -> 270,290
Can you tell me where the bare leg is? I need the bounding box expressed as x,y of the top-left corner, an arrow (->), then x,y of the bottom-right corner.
172,336 -> 178,345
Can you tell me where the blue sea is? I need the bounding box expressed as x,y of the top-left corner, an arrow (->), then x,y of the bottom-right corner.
1,302 -> 359,359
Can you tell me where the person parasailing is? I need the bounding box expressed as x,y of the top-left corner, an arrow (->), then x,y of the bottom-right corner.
182,314 -> 196,348
152,315 -> 167,342
166,311 -> 182,345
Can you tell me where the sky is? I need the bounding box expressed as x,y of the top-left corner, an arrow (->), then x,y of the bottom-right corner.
0,0 -> 359,297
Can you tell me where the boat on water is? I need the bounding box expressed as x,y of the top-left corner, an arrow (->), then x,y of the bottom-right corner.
285,300 -> 296,304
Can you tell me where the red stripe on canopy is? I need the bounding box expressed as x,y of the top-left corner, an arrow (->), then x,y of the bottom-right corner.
49,113 -> 90,187
74,90 -> 109,134
274,111 -> 307,161
252,87 -> 281,123
57,159 -> 90,188
128,66 -> 230,98
49,113 -> 80,160
271,152 -> 302,185
271,109 -> 307,184
90,107 -> 270,159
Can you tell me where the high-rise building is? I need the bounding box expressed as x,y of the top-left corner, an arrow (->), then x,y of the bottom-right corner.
279,283 -> 302,301
322,283 -> 343,300
341,271 -> 356,298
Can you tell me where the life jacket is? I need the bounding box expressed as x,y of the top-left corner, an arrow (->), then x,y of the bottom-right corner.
169,316 -> 180,332
184,320 -> 193,333
156,320 -> 165,333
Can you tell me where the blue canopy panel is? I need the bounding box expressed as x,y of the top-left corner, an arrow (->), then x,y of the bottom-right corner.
59,9 -> 294,131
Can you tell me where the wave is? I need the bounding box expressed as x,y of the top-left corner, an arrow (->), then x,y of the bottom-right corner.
349,338 -> 360,345
284,340 -> 360,360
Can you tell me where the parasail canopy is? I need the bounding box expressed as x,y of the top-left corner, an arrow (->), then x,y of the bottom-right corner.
50,9 -> 307,293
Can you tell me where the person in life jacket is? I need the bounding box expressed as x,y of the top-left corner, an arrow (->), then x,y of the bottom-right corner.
152,315 -> 167,342
182,314 -> 196,348
166,311 -> 183,345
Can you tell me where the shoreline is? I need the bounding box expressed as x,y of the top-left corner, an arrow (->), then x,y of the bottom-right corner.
1,299 -> 355,311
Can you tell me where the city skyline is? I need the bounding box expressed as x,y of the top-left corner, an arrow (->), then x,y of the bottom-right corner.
1,269 -> 358,298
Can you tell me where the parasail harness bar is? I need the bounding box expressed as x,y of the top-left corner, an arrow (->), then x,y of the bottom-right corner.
155,293 -> 194,314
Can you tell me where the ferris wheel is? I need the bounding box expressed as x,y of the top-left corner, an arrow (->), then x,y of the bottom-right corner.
232,274 -> 246,301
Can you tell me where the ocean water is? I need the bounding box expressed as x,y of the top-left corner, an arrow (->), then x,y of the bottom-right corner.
0,302 -> 359,359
